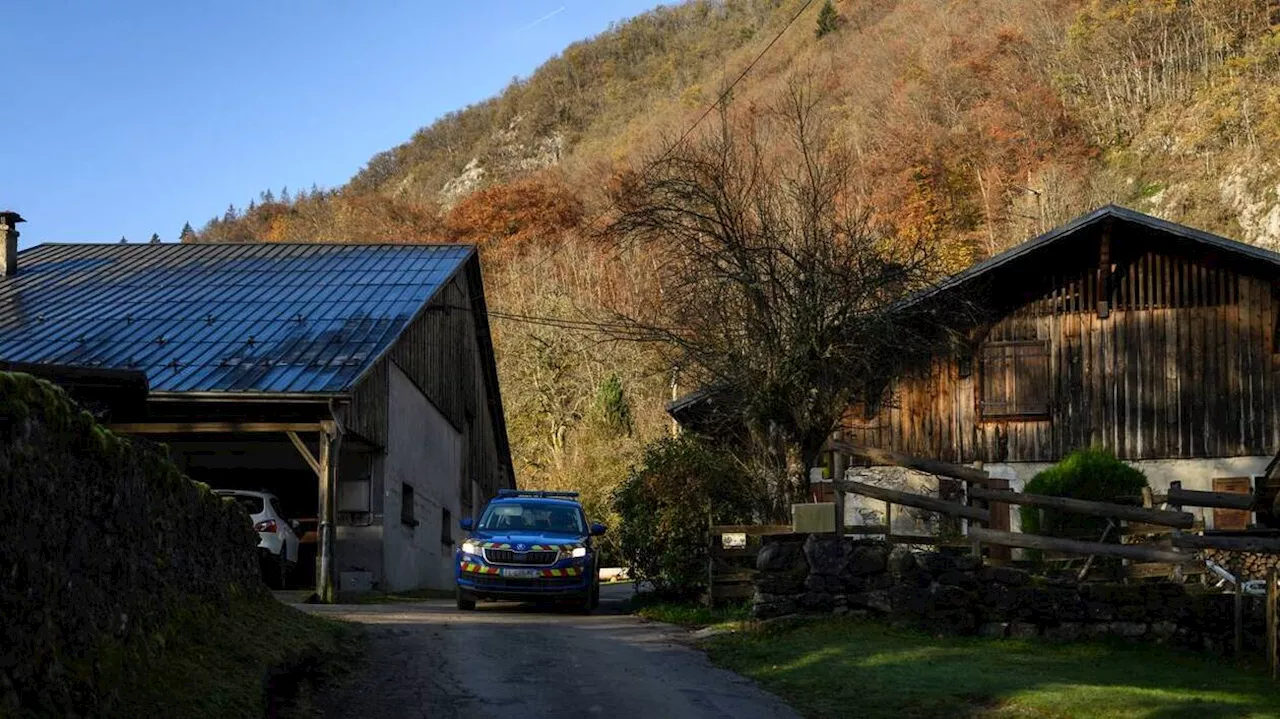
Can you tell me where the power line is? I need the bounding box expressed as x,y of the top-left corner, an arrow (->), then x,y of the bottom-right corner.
485,0 -> 818,298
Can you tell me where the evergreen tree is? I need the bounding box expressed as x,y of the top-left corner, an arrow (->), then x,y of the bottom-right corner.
119,236 -> 127,244
223,204 -> 237,222
262,188 -> 275,204
280,186 -> 291,204
149,233 -> 161,244
815,0 -> 838,38
595,374 -> 633,437
179,222 -> 196,241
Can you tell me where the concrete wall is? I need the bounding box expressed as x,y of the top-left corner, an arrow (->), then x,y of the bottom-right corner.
987,456 -> 1271,531
380,362 -> 463,592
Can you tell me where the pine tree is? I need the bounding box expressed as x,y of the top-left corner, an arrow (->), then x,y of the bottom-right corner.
815,0 -> 838,38
149,233 -> 161,244
179,222 -> 196,241
119,236 -> 127,244
595,374 -> 633,437
223,204 -> 237,222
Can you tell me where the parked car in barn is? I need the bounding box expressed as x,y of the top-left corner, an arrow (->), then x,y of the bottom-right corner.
215,489 -> 300,588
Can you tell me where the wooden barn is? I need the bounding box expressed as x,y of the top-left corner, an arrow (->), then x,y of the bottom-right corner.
840,205 -> 1280,529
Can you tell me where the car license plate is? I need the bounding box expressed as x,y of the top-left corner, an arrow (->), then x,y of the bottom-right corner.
501,568 -> 540,579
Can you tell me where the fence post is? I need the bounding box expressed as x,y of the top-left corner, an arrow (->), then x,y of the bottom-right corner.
705,500 -> 714,608
1269,566 -> 1278,681
1235,578 -> 1244,658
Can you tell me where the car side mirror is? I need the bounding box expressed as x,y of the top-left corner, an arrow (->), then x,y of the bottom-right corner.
459,517 -> 474,531
591,522 -> 607,536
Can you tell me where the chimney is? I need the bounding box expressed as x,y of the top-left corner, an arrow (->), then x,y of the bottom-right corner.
1,211 -> 24,277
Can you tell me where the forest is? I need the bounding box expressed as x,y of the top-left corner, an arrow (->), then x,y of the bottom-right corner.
188,0 -> 1280,541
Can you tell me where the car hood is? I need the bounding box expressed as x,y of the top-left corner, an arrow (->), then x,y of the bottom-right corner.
467,531 -> 585,549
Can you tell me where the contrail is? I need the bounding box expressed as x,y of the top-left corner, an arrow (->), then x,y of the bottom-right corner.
515,5 -> 566,33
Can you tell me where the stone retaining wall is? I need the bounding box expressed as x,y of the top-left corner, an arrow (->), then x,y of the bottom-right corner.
754,533 -> 1268,655
0,373 -> 264,715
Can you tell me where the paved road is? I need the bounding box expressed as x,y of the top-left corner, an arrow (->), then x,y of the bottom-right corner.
301,584 -> 798,719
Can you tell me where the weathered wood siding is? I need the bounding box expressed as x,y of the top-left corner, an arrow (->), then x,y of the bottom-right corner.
846,243 -> 1279,464
347,257 -> 511,504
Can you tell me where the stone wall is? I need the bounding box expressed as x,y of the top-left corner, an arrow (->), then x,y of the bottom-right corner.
754,533 -> 1269,655
0,373 -> 264,715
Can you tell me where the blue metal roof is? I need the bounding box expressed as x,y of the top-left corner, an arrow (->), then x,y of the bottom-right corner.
0,242 -> 475,394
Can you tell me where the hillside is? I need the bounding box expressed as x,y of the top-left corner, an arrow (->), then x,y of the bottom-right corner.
191,0 -> 1280,523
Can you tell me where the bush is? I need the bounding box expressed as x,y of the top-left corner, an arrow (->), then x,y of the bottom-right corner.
1020,448 -> 1148,542
613,436 -> 763,599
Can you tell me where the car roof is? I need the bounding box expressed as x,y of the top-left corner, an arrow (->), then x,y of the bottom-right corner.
214,489 -> 273,498
489,497 -> 582,509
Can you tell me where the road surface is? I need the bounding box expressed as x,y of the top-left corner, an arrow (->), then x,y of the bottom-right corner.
301,583 -> 798,719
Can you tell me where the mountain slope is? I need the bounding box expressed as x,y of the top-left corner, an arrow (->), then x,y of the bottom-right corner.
193,0 -> 1280,510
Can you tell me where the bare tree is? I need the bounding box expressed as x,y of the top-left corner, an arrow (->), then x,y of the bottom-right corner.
606,82 -> 969,516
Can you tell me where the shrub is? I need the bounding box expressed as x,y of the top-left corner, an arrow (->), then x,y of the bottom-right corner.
613,436 -> 763,599
1020,448 -> 1149,542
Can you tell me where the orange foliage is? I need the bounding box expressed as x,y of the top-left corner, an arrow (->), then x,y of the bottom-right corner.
445,173 -> 585,257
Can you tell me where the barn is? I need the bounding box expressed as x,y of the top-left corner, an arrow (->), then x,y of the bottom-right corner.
839,205 -> 1280,530
0,216 -> 513,601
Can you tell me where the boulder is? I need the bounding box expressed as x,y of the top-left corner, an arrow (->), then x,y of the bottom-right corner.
887,546 -> 919,575
751,596 -> 798,619
931,584 -> 973,610
804,535 -> 853,576
1150,621 -> 1177,641
804,574 -> 844,594
757,541 -> 806,573
1084,601 -> 1115,622
953,555 -> 983,572
800,592 -> 835,612
978,566 -> 1031,587
848,546 -> 889,575
937,571 -> 982,591
858,590 -> 893,613
918,552 -> 956,575
756,575 -> 806,595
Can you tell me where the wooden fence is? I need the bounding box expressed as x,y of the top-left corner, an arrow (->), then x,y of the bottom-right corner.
704,524 -> 792,606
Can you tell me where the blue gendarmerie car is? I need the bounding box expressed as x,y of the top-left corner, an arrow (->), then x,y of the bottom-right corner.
455,490 -> 605,612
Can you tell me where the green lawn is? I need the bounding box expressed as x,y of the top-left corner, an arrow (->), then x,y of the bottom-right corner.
705,617 -> 1280,719
110,595 -> 358,719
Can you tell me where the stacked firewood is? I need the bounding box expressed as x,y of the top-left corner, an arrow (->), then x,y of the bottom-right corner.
1200,548 -> 1280,581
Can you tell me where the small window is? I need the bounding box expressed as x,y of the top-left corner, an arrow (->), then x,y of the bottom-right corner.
441,507 -> 453,546
980,341 -> 1051,419
401,484 -> 418,528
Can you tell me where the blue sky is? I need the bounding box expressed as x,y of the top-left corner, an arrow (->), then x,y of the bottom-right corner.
1,1 -> 664,247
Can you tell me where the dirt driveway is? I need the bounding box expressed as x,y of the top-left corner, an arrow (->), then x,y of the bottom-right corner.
301,584 -> 798,719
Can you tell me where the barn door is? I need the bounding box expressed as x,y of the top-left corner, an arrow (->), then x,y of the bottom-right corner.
1212,477 -> 1252,531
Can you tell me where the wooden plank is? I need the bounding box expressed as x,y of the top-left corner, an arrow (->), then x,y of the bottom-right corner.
1125,562 -> 1177,580
968,487 -> 1194,528
968,527 -> 1192,563
1172,534 -> 1280,554
830,441 -> 992,485
844,524 -> 891,535
711,570 -> 758,583
1167,484 -> 1255,510
710,583 -> 756,601
1212,477 -> 1253,531
712,547 -> 762,559
316,421 -> 339,604
838,479 -> 991,522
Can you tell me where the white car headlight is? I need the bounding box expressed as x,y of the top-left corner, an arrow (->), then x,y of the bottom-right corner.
571,546 -> 587,559
462,540 -> 480,556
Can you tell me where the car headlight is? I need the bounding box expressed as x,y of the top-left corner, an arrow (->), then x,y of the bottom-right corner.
560,545 -> 587,560
462,540 -> 480,556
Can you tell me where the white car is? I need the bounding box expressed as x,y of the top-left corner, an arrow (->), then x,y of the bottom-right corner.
215,489 -> 300,587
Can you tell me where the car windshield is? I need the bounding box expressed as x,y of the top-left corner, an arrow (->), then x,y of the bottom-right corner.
478,502 -> 584,534
224,494 -> 264,515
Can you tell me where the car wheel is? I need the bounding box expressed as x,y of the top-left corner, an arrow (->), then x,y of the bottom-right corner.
456,588 -> 476,611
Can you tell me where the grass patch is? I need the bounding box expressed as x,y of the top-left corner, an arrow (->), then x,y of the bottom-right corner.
113,595 -> 358,719
630,595 -> 750,628
706,617 -> 1280,718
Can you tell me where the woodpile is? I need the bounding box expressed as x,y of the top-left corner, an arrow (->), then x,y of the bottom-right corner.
1201,549 -> 1280,581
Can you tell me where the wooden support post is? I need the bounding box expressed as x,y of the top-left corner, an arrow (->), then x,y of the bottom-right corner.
316,420 -> 340,604
705,500 -> 714,608
1098,219 -> 1112,319
1266,568 -> 1279,677
885,502 -> 894,547
833,432 -> 847,539
986,476 -> 1011,562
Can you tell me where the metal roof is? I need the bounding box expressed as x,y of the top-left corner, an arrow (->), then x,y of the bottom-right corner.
0,242 -> 475,395
909,204 -> 1280,304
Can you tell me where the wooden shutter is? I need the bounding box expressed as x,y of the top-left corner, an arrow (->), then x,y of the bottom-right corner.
980,341 -> 1051,419
1212,477 -> 1252,531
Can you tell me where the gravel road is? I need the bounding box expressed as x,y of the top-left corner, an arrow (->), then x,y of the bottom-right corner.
301,584 -> 798,719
